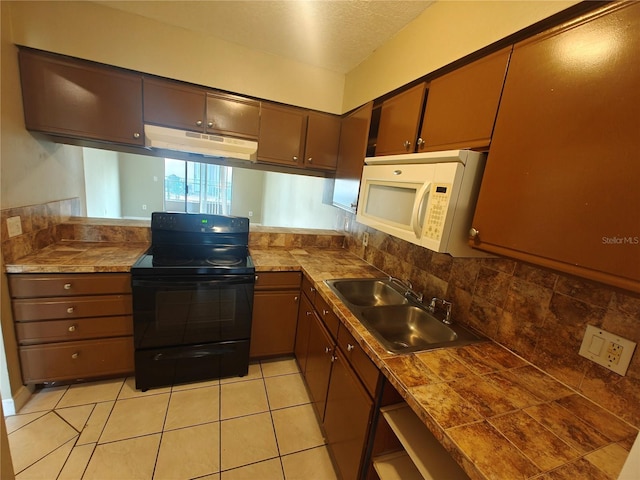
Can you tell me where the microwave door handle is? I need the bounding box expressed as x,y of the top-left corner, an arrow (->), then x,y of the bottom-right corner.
412,183 -> 431,239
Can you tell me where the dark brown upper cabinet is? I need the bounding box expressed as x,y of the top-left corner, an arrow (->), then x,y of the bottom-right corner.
374,83 -> 427,156
304,111 -> 341,171
257,102 -> 340,171
18,48 -> 144,146
470,2 -> 640,293
418,47 -> 512,152
332,102 -> 373,212
143,78 -> 260,140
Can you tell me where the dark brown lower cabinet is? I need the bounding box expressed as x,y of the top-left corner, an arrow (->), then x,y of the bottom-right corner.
304,310 -> 335,419
249,272 -> 301,358
324,350 -> 374,480
294,293 -> 313,374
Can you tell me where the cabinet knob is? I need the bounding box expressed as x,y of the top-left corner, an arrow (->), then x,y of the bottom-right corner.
324,346 -> 332,354
133,132 -> 141,139
196,120 -> 203,127
309,287 -> 316,293
469,228 -> 480,239
331,355 -> 337,363
207,121 -> 214,128
293,156 -> 298,162
322,309 -> 329,316
294,296 -> 299,302
307,157 -> 313,164
306,311 -> 313,316
416,137 -> 425,149
63,283 -> 72,290
347,343 -> 355,352
66,307 -> 75,314
255,275 -> 259,281
68,325 -> 77,332
71,352 -> 79,359
403,140 -> 411,151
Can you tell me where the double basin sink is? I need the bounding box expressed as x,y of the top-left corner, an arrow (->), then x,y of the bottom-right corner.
325,277 -> 485,354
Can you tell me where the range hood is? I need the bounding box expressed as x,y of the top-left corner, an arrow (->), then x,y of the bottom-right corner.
144,124 -> 258,162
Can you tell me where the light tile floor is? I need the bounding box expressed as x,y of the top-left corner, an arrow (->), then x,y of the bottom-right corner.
5,357 -> 339,480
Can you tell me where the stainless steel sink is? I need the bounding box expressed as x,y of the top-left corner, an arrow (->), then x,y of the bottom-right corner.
328,279 -> 408,307
325,278 -> 485,354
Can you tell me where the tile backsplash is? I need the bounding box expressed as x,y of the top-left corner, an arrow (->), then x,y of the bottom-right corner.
1,198 -> 81,263
343,217 -> 640,428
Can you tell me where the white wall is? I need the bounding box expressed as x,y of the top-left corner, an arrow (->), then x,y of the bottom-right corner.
261,172 -> 339,229
83,148 -> 121,218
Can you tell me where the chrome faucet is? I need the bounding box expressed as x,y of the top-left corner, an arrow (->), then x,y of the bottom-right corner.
428,297 -> 453,324
389,276 -> 423,303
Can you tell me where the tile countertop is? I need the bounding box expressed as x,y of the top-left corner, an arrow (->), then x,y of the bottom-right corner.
253,248 -> 638,480
6,243 -> 637,479
4,241 -> 149,273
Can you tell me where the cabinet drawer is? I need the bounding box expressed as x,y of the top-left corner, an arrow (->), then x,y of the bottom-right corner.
337,325 -> 380,398
19,336 -> 134,384
254,271 -> 301,290
15,316 -> 133,345
12,295 -> 132,321
314,294 -> 339,339
301,275 -> 316,302
9,273 -> 131,298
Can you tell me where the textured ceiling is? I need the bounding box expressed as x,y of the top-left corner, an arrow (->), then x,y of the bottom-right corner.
96,1 -> 434,73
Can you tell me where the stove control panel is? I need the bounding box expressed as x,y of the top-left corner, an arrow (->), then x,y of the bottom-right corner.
151,212 -> 249,233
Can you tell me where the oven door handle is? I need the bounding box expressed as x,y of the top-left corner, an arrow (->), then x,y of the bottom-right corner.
132,275 -> 255,288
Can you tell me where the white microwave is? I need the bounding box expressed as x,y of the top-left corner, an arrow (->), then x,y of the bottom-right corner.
356,150 -> 488,257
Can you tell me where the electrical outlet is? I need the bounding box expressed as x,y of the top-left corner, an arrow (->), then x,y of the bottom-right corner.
142,204 -> 147,210
607,342 -> 623,365
6,216 -> 22,237
362,232 -> 369,247
579,325 -> 636,376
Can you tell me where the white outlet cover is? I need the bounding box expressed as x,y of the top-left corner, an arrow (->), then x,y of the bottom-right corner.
579,324 -> 637,376
6,216 -> 22,237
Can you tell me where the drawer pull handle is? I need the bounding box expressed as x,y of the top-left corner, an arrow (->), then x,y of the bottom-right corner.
63,283 -> 72,290
347,343 -> 355,352
68,325 -> 77,332
71,352 -> 79,359
67,307 -> 75,314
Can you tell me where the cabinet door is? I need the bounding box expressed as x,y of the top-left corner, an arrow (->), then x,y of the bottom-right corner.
19,49 -> 144,146
257,103 -> 307,167
333,102 -> 373,212
303,112 -> 341,171
143,78 -> 206,132
471,2 -> 640,293
206,93 -> 260,140
375,83 -> 427,156
419,47 -> 511,151
324,350 -> 374,480
294,293 -> 314,374
304,311 -> 334,420
250,291 -> 300,358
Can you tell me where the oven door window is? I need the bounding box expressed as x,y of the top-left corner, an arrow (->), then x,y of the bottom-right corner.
133,276 -> 254,349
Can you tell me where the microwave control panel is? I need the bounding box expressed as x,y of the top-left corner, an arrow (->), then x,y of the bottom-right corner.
424,183 -> 452,241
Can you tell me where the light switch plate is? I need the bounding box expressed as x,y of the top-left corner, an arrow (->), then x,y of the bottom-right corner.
579,324 -> 636,376
6,216 -> 22,237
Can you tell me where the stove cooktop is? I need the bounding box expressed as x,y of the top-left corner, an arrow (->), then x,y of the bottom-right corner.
131,250 -> 255,276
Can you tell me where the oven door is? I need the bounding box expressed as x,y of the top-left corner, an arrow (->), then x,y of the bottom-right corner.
132,274 -> 255,349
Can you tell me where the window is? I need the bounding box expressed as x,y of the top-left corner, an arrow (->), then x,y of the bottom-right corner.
164,159 -> 233,214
